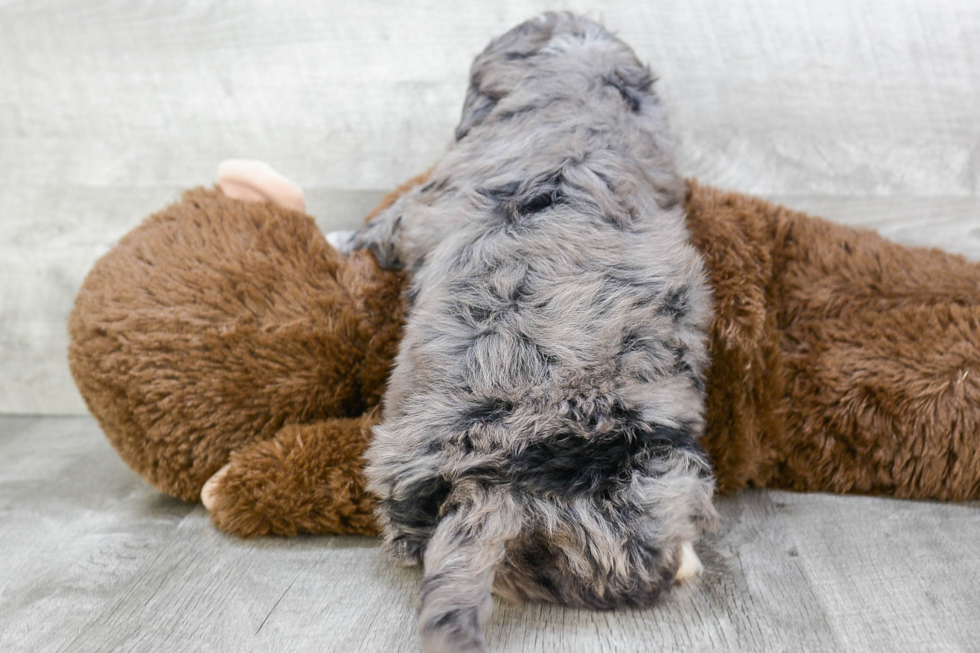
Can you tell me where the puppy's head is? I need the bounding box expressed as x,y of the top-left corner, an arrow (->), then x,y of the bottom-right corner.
456,12 -> 659,140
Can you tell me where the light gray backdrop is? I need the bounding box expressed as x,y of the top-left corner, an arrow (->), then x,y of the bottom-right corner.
2,0 -> 978,414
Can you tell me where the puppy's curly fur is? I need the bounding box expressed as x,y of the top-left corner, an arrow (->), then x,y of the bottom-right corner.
347,13 -> 717,652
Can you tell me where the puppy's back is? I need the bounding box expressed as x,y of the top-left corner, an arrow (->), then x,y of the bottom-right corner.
362,13 -> 716,653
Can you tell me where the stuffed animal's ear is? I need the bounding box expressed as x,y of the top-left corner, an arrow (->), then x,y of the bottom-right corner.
216,159 -> 306,214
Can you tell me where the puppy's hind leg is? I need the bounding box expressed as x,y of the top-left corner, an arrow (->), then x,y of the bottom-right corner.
418,495 -> 523,653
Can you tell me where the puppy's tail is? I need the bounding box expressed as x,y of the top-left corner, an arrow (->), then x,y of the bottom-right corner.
418,495 -> 522,653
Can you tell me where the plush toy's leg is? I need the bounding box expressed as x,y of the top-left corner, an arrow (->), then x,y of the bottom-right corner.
771,211 -> 980,500
683,181 -> 980,501
201,416 -> 378,537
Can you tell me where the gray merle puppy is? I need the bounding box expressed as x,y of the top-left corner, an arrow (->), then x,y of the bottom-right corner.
343,12 -> 717,653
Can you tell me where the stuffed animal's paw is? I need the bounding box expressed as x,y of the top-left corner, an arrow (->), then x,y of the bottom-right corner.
201,463 -> 232,512
201,419 -> 378,538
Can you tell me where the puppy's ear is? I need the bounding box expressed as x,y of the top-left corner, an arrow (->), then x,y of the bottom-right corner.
455,85 -> 498,141
455,13 -> 559,140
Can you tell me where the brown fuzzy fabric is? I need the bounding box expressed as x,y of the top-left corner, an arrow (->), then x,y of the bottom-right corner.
68,179 -> 980,538
207,416 -> 378,537
687,180 -> 980,499
685,181 -> 785,495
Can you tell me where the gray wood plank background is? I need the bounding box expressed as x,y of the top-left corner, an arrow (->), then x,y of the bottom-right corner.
1,416 -> 977,652
1,0 -> 978,414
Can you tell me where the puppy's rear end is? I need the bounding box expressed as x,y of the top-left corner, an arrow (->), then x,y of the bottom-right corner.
356,13 -> 717,652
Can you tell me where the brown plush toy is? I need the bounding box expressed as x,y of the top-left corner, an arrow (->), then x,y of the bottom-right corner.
68,162 -> 980,539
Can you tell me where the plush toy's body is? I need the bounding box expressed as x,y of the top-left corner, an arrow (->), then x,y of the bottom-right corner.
688,184 -> 980,500
68,170 -> 980,540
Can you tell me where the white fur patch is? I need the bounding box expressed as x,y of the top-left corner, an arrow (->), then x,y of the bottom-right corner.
325,230 -> 356,253
674,541 -> 704,582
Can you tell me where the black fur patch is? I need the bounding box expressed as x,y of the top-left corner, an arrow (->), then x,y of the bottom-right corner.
478,181 -> 521,205
358,215 -> 403,269
451,299 -> 498,328
478,173 -> 564,223
672,347 -> 705,394
504,406 -> 701,497
509,271 -> 531,304
420,606 -> 482,647
518,189 -> 561,215
603,69 -> 655,114
515,330 -> 558,369
498,106 -> 536,122
420,178 -> 449,194
661,286 -> 689,320
464,397 -> 515,425
604,74 -> 640,112
513,522 -> 668,609
691,375 -> 706,395
520,539 -> 558,588
385,476 -> 452,560
619,328 -> 648,354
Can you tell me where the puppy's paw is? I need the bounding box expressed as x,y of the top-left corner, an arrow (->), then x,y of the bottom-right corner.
325,229 -> 357,254
674,541 -> 704,583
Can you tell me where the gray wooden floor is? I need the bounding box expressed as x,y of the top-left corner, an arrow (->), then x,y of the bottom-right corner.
1,415 -> 978,652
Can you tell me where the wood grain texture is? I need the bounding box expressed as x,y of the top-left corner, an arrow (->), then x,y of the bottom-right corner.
774,492 -> 980,652
1,0 -> 978,414
2,0 -> 977,193
0,417 -> 192,653
1,417 -> 978,652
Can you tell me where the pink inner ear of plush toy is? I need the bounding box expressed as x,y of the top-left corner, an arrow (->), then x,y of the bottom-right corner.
216,159 -> 306,213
